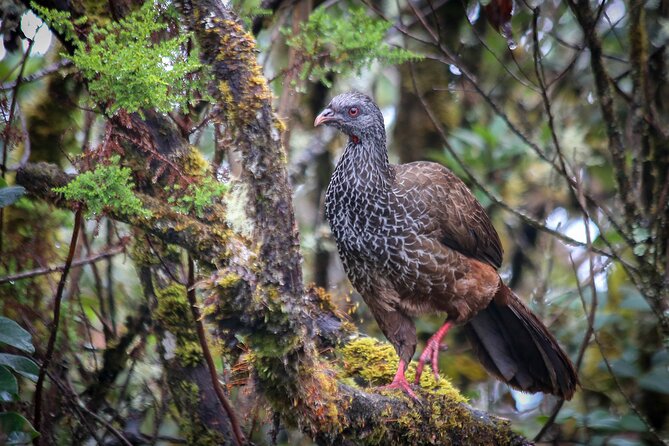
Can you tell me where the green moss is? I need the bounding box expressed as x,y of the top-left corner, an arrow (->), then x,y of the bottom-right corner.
176,380 -> 227,445
154,284 -> 203,368
176,341 -> 205,368
180,146 -> 209,178
216,272 -> 241,289
338,337 -> 466,403
339,337 -> 398,386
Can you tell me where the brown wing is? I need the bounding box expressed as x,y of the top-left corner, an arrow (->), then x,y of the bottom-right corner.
394,162 -> 503,269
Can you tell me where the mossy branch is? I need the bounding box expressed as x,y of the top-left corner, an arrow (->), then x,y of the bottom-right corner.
15,162 -> 251,269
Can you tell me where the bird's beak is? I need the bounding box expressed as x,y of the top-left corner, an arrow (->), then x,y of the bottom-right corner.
314,108 -> 336,127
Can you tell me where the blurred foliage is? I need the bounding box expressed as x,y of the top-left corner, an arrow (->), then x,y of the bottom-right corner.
0,0 -> 667,445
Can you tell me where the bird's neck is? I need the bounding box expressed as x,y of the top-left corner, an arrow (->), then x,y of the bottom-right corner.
335,134 -> 393,193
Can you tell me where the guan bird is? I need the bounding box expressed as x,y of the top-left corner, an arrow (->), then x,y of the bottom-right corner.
315,91 -> 578,400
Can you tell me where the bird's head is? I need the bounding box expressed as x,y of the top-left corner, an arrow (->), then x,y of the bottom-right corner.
314,92 -> 384,143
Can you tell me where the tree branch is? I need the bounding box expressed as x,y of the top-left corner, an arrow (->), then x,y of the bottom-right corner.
566,0 -> 639,232
0,243 -> 126,284
15,161 -> 252,270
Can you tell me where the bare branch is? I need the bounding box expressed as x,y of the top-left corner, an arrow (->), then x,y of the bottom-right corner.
33,206 -> 83,444
0,243 -> 126,284
0,59 -> 73,91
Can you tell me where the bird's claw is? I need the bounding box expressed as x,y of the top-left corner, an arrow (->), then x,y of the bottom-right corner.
378,378 -> 419,401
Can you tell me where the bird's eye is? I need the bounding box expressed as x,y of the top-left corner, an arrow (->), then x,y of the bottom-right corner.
348,107 -> 359,117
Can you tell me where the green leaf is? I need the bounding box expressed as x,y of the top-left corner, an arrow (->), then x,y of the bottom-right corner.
619,294 -> 651,311
0,317 -> 35,353
607,438 -> 643,446
585,409 -> 620,431
619,414 -> 648,433
0,354 -> 39,382
0,412 -> 39,444
607,359 -> 639,378
0,187 -> 26,209
0,366 -> 18,402
638,367 -> 669,394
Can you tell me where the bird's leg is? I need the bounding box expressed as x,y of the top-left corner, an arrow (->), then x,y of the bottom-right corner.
414,322 -> 453,384
378,359 -> 418,400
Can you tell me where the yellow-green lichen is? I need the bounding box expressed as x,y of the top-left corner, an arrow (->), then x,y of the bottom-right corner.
180,145 -> 209,177
216,271 -> 241,289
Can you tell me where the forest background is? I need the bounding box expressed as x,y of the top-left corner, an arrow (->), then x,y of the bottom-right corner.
0,0 -> 668,445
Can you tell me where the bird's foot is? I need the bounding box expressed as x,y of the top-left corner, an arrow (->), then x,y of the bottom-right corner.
414,322 -> 453,384
378,376 -> 418,400
378,359 -> 419,400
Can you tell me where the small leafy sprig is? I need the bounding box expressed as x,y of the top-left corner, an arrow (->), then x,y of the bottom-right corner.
53,156 -> 151,219
32,1 -> 205,114
285,7 -> 420,87
166,177 -> 228,218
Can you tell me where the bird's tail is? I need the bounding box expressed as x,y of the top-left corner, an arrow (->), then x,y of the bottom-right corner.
463,283 -> 578,400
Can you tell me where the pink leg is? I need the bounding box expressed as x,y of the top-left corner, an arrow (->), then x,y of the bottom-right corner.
378,359 -> 418,400
414,322 -> 453,384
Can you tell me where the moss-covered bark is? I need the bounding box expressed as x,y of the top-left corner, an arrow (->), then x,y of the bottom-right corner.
137,263 -> 234,445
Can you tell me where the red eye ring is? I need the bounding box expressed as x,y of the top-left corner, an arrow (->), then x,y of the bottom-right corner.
348,107 -> 359,117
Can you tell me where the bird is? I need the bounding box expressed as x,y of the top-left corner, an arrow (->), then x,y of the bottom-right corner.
315,91 -> 578,400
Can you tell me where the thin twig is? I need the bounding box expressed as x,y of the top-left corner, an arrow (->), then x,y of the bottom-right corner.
566,0 -> 638,232
145,235 -> 185,285
389,0 -> 635,250
1,37 -> 35,262
186,255 -> 245,446
33,206 -> 83,444
529,7 -> 625,262
7,102 -> 31,171
0,243 -> 125,284
80,226 -> 112,340
0,59 -> 73,91
106,219 -> 117,336
457,0 -> 540,92
572,263 -> 666,445
534,170 -> 596,442
48,371 -> 134,446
